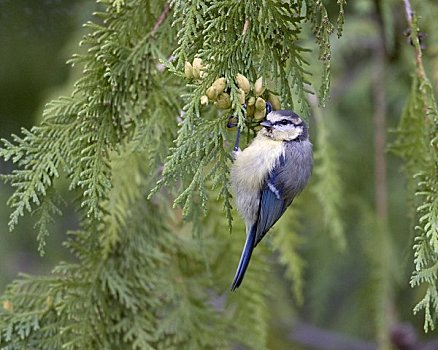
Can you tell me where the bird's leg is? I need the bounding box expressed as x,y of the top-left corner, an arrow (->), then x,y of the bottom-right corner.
229,104 -> 247,161
232,126 -> 241,161
227,115 -> 241,160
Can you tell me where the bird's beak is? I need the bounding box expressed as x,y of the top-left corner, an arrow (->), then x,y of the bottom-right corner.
260,120 -> 273,129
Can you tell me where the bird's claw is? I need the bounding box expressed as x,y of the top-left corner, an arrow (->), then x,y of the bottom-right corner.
232,148 -> 241,161
227,116 -> 238,128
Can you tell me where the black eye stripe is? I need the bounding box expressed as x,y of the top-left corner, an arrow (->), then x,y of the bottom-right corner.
273,120 -> 292,126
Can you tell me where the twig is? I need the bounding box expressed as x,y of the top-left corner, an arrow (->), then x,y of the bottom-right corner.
402,0 -> 426,81
403,0 -> 413,25
232,18 -> 250,150
372,2 -> 394,348
150,2 -> 171,37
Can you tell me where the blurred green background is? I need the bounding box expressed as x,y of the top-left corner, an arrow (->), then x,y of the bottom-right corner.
0,0 -> 95,290
1,0 -> 437,348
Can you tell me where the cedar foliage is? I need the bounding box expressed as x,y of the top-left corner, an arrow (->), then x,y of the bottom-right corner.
391,16 -> 438,331
0,1 -> 344,348
0,0 -> 437,349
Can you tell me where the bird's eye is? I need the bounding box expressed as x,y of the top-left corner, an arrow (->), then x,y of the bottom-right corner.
279,119 -> 291,125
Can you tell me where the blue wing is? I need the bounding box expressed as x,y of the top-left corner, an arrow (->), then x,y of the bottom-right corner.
231,160 -> 287,290
254,159 -> 288,246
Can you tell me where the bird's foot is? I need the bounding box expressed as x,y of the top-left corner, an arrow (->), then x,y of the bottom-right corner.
227,116 -> 238,128
231,147 -> 241,161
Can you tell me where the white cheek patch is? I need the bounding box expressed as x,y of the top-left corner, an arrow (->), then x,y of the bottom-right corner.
288,126 -> 303,140
273,126 -> 303,141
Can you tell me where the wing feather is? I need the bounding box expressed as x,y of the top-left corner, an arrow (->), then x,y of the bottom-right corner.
254,153 -> 289,245
255,182 -> 287,245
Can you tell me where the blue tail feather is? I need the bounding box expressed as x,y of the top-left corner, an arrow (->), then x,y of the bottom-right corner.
231,225 -> 257,291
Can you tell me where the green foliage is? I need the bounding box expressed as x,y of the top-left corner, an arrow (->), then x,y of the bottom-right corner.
311,107 -> 346,250
0,97 -> 84,230
0,143 -> 229,350
0,0 -> 345,348
154,0 -> 345,231
2,0 -> 438,348
305,0 -> 342,104
33,191 -> 64,256
391,14 -> 438,332
271,208 -> 306,304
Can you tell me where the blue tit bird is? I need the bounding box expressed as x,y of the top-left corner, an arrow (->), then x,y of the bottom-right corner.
230,110 -> 313,290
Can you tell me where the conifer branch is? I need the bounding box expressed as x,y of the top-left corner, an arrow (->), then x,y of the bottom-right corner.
308,94 -> 346,249
0,1 -> 355,348
395,0 -> 438,332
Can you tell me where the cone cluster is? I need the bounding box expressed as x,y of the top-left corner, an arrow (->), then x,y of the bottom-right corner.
184,58 -> 206,80
234,74 -> 281,120
184,61 -> 281,117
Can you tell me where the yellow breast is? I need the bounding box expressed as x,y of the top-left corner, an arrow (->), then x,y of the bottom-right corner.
232,135 -> 284,192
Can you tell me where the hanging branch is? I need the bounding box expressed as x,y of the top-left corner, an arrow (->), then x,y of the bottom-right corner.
402,0 -> 427,81
397,0 -> 438,333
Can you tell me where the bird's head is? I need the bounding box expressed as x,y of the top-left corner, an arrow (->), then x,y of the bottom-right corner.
259,110 -> 308,142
